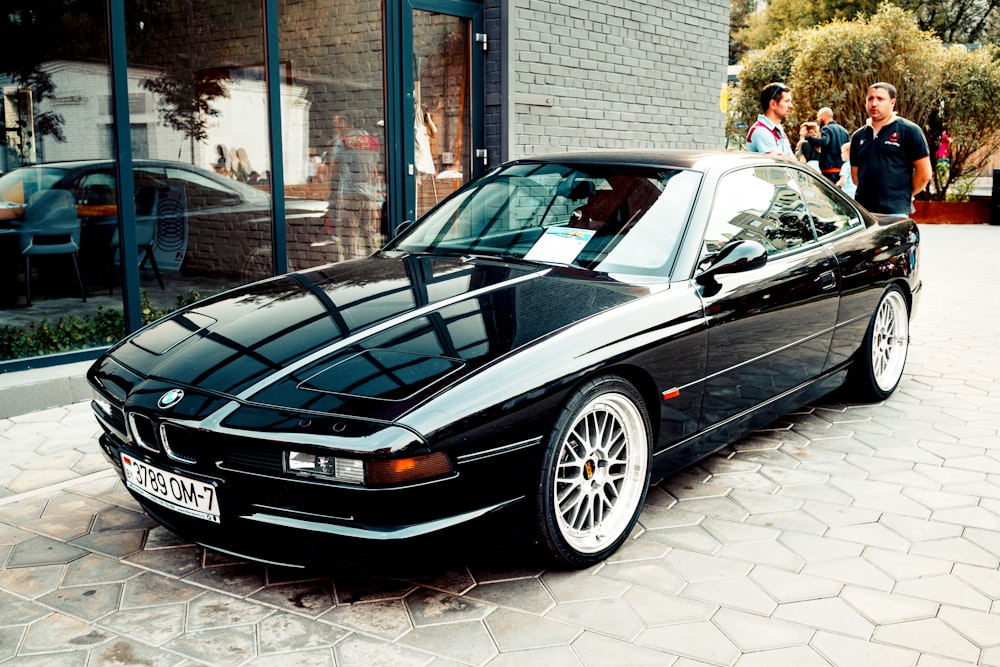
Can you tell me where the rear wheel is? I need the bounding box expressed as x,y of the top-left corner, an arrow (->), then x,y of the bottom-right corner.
850,285 -> 910,400
535,376 -> 652,568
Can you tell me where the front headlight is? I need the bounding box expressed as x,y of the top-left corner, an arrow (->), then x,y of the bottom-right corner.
286,452 -> 365,484
285,451 -> 452,486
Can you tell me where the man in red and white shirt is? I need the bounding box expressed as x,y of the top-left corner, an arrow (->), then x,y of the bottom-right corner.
745,82 -> 794,158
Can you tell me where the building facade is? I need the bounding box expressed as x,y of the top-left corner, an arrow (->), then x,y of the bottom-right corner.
0,0 -> 728,370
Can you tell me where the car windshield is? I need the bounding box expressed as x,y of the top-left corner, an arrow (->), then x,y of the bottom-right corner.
0,166 -> 70,205
388,161 -> 701,278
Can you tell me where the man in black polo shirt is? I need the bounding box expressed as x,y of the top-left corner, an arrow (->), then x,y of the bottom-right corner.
804,107 -> 849,184
850,83 -> 932,215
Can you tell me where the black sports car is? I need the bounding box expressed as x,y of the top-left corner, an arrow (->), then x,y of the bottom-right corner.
87,150 -> 919,568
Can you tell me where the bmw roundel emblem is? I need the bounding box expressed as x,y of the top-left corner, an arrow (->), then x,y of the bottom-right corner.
158,389 -> 185,409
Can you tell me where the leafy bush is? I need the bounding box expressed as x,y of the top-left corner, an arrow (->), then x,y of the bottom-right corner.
788,5 -> 941,133
932,45 -> 1000,197
0,289 -> 202,361
733,35 -> 800,132
733,3 -> 1000,199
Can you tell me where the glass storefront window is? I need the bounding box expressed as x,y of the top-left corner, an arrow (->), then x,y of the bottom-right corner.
278,0 -> 386,269
0,4 -> 118,358
0,0 -> 472,366
125,0 -> 277,291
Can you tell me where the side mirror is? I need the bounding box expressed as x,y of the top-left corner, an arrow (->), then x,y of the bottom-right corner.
696,239 -> 767,283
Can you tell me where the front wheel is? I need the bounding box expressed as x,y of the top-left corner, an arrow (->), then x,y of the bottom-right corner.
535,376 -> 652,568
850,285 -> 910,400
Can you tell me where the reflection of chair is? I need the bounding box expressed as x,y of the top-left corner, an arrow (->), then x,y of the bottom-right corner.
18,189 -> 86,307
108,185 -> 164,292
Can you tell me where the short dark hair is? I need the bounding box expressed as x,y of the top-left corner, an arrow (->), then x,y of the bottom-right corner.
870,82 -> 897,100
759,82 -> 790,113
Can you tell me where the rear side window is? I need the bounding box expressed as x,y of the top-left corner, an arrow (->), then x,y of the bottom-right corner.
165,167 -> 242,210
78,171 -> 117,206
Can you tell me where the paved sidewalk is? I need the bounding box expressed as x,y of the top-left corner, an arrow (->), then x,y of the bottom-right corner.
0,224 -> 998,666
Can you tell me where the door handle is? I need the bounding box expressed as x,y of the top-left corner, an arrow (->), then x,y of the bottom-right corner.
819,270 -> 837,290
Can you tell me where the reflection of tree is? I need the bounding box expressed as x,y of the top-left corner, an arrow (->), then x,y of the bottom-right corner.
0,1 -> 96,159
142,67 -> 229,160
0,0 -> 166,163
131,0 -> 231,163
812,218 -> 837,237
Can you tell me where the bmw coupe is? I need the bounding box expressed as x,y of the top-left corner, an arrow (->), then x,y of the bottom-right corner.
87,150 -> 919,568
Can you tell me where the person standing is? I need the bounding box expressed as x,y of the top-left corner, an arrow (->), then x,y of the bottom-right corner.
795,122 -> 822,170
804,107 -> 850,184
837,143 -> 856,198
327,114 -> 384,259
745,82 -> 794,158
850,83 -> 932,215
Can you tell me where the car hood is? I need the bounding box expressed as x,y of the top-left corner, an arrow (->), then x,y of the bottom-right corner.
96,254 -> 644,421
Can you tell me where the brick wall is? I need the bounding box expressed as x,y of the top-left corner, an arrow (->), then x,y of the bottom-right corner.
484,0 -> 730,160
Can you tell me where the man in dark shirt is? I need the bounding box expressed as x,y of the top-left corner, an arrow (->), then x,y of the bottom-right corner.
850,83 -> 932,215
804,107 -> 849,184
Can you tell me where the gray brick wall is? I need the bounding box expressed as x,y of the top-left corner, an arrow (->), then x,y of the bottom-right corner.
485,0 -> 729,161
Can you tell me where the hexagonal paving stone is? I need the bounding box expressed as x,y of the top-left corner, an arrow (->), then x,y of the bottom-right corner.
38,582 -> 124,622
405,587 -> 495,626
7,535 -> 86,567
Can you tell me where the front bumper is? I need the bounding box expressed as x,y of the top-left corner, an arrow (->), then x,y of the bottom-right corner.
94,420 -> 534,568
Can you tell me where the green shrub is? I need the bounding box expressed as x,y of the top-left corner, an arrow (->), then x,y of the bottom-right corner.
734,3 -> 1000,200
0,289 -> 202,362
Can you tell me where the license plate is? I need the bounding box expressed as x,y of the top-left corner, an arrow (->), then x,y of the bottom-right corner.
121,453 -> 220,523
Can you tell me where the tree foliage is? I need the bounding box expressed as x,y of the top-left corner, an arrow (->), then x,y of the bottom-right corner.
730,0 -> 758,64
733,3 -> 1000,199
897,0 -> 1000,44
788,5 -> 942,132
733,0 -> 1000,59
735,0 -> 880,53
931,45 -> 1000,195
141,68 -> 229,144
732,36 -> 799,127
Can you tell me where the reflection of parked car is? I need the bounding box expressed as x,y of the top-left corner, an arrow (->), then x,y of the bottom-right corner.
0,159 -> 329,279
87,150 -> 920,569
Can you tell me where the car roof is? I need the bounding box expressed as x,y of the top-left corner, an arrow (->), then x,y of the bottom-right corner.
513,149 -> 797,172
30,150 -> 793,175
21,159 -> 197,170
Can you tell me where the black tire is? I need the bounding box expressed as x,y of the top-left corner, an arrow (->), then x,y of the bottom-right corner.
849,285 -> 910,401
535,375 -> 652,568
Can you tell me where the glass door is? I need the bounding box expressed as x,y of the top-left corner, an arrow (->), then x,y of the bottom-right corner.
412,8 -> 474,218
385,0 -> 483,231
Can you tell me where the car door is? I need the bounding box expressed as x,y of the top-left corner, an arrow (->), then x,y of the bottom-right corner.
791,166 -> 868,371
697,165 -> 840,435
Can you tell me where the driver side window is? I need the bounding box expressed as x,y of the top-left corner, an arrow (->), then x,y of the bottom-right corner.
704,166 -> 818,257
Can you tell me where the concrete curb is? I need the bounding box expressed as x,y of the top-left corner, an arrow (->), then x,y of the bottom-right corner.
0,361 -> 93,419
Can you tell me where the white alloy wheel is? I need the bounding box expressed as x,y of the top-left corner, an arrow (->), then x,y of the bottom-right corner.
870,288 -> 909,394
537,377 -> 651,567
851,285 -> 910,401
